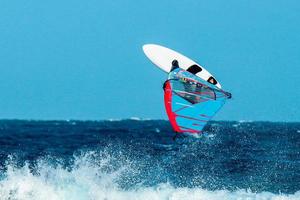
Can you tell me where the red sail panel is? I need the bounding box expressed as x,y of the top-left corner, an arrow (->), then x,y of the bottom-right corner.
164,81 -> 181,132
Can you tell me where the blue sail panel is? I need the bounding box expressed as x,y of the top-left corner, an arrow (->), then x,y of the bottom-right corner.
164,68 -> 231,134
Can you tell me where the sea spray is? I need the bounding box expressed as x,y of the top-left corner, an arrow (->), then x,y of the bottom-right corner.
0,151 -> 299,200
0,120 -> 299,199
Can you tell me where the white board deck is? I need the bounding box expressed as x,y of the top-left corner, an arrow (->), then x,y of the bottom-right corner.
142,44 -> 221,88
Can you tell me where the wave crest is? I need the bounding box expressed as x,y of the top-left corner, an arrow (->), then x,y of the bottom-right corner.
0,151 -> 299,200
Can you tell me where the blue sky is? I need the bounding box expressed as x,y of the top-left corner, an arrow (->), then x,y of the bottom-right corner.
0,0 -> 299,121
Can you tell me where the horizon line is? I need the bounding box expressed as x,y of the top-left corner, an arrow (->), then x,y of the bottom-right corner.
0,118 -> 299,123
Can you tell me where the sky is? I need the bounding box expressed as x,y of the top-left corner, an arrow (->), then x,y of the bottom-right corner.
0,0 -> 299,121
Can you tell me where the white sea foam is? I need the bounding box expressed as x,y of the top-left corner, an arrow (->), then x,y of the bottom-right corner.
129,117 -> 153,121
108,118 -> 122,122
130,117 -> 142,121
0,152 -> 299,200
107,117 -> 153,122
238,120 -> 253,123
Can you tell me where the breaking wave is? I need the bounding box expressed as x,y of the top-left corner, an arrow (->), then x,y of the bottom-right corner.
0,150 -> 299,200
0,120 -> 299,200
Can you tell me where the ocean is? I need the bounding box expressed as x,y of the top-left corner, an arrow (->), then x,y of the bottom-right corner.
0,119 -> 299,200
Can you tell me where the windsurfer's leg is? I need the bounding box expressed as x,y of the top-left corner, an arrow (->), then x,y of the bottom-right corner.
172,132 -> 180,141
172,132 -> 188,141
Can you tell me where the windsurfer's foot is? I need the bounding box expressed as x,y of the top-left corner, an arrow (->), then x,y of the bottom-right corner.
170,60 -> 179,72
172,60 -> 179,67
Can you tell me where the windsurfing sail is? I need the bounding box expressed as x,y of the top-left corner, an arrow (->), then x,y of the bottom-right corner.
164,68 -> 231,134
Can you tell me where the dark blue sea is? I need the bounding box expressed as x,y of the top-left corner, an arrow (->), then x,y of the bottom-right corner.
0,119 -> 299,200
